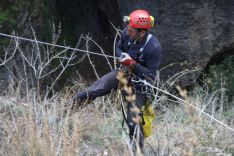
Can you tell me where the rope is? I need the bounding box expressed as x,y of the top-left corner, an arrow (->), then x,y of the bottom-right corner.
1,32 -> 233,132
0,32 -> 117,59
132,79 -> 234,132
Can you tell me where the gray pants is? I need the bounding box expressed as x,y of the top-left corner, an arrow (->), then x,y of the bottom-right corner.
73,70 -> 119,100
73,69 -> 146,148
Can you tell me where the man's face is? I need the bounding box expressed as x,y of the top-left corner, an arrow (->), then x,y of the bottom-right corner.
127,26 -> 138,40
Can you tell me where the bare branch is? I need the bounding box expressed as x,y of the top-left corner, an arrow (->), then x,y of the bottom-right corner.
83,35 -> 100,79
0,38 -> 18,67
86,35 -> 113,70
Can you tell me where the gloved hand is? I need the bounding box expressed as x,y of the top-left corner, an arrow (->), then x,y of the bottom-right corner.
119,53 -> 136,67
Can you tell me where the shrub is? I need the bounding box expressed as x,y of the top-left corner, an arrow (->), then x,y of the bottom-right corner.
206,55 -> 234,108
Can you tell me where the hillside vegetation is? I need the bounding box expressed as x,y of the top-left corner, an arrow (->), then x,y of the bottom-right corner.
0,32 -> 233,156
0,85 -> 233,156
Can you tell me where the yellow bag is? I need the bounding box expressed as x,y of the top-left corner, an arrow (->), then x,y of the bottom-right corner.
141,104 -> 155,138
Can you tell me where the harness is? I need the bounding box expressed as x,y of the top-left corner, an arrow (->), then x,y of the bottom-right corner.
140,33 -> 152,53
118,70 -> 155,138
119,33 -> 155,137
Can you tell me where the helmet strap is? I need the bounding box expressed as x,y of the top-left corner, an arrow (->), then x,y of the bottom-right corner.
135,29 -> 147,43
134,32 -> 141,43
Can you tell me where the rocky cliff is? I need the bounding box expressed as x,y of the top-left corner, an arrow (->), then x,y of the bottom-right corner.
118,0 -> 234,86
0,0 -> 234,91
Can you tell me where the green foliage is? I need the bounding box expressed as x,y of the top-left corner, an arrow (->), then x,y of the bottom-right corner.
206,55 -> 234,107
0,0 -> 51,38
0,11 -> 9,22
0,38 -> 10,47
0,6 -> 17,29
223,109 -> 234,118
40,0 -> 52,41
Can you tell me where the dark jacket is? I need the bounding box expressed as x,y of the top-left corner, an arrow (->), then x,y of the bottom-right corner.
116,28 -> 162,80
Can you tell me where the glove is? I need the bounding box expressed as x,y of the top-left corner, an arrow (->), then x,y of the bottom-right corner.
118,53 -> 136,67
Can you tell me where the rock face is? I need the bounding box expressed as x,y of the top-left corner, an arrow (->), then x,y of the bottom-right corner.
39,0 -> 234,86
1,0 -> 234,91
48,0 -> 122,80
118,0 -> 234,86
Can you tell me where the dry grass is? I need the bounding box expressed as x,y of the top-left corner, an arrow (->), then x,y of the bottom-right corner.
0,91 -> 131,156
0,85 -> 233,156
0,30 -> 233,156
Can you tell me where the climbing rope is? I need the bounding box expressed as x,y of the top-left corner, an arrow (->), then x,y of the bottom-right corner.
0,32 -> 117,59
132,79 -> 234,132
0,31 -> 233,133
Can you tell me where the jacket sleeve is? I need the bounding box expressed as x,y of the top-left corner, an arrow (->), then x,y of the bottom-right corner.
132,45 -> 161,79
115,28 -> 128,57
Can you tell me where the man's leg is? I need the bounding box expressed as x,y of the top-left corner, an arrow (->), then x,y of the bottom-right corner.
63,70 -> 119,116
73,70 -> 119,101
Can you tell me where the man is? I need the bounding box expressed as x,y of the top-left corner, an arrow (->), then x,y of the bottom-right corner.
72,9 -> 161,151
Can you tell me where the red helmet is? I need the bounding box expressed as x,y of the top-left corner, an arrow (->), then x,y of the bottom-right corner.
123,10 -> 154,29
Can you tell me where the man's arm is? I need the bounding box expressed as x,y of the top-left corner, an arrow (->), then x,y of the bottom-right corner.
115,28 -> 128,57
132,45 -> 161,79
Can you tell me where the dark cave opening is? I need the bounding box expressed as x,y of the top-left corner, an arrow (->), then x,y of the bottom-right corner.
46,0 -> 123,91
203,49 -> 234,74
198,49 -> 234,103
